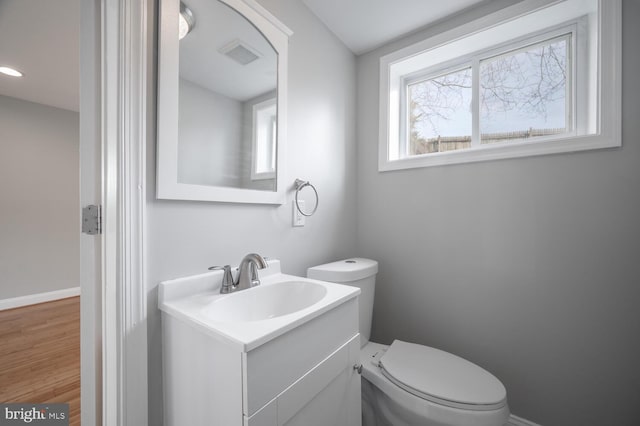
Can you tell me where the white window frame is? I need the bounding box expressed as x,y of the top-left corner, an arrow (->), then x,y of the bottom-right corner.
251,97 -> 277,181
379,0 -> 621,171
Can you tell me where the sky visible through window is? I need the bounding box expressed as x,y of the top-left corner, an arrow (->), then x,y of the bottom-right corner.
409,68 -> 472,140
408,36 -> 569,153
480,38 -> 568,135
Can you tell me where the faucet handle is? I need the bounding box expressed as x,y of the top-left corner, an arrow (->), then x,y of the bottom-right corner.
208,265 -> 235,294
248,262 -> 260,287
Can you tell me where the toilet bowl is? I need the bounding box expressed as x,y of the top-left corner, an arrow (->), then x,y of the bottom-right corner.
307,259 -> 510,426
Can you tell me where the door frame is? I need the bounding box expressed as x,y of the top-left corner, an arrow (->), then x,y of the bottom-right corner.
80,0 -> 149,424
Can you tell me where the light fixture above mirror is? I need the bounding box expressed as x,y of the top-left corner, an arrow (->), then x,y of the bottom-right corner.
179,2 -> 195,40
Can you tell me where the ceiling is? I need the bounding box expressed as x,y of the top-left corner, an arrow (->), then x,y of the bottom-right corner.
180,0 -> 277,101
0,0 -> 79,112
301,0 -> 488,55
0,0 -> 488,112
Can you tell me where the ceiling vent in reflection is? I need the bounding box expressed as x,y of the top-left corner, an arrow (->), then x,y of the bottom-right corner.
219,40 -> 261,66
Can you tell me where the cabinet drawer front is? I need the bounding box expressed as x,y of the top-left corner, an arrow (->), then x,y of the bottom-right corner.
243,298 -> 358,416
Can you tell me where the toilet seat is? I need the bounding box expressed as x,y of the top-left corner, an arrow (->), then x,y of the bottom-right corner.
378,340 -> 507,411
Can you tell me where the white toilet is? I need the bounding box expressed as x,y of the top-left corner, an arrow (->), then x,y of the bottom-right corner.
307,258 -> 510,426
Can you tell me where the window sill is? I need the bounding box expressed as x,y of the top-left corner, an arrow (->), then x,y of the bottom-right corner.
379,133 -> 620,171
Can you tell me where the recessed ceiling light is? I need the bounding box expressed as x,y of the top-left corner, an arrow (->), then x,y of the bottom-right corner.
179,2 -> 195,40
0,66 -> 23,77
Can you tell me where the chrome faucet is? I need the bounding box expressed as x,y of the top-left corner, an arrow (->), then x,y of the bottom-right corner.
236,253 -> 268,291
209,253 -> 268,294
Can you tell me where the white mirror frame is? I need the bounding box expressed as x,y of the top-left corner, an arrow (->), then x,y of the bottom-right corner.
157,0 -> 291,204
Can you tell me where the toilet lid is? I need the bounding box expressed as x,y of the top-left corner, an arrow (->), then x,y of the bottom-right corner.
378,340 -> 507,411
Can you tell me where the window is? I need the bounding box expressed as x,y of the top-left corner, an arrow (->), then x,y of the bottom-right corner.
379,0 -> 621,171
252,98 -> 277,180
479,35 -> 571,144
407,67 -> 472,155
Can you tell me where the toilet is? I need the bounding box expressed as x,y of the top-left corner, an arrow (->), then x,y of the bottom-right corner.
307,258 -> 510,426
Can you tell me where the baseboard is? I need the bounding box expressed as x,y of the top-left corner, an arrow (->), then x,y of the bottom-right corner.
0,287 -> 81,311
508,414 -> 543,426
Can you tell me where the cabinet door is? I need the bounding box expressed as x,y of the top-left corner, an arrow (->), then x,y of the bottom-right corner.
278,335 -> 361,426
245,402 -> 276,426
244,334 -> 361,426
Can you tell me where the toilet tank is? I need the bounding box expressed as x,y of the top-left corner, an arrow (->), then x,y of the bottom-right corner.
307,258 -> 378,347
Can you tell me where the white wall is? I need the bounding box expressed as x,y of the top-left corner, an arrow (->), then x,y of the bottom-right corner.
146,0 -> 357,423
178,78 -> 244,187
0,95 -> 79,300
356,1 -> 640,425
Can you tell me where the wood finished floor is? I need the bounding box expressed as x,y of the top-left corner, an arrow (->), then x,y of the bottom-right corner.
0,296 -> 80,425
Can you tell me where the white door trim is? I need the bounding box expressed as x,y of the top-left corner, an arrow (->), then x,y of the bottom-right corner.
80,0 -> 104,424
102,0 -> 149,424
81,0 -> 149,424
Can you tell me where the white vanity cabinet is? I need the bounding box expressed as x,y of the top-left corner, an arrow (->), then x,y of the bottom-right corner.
162,287 -> 361,426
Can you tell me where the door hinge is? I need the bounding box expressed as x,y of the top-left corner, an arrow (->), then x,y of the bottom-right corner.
82,205 -> 102,235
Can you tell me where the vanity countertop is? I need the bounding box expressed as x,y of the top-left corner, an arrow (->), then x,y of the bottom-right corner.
158,260 -> 360,351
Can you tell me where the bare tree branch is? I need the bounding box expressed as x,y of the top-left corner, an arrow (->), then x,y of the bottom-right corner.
409,37 -> 568,153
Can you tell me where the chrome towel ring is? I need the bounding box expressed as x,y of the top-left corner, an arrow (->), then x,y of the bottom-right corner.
294,178 -> 319,217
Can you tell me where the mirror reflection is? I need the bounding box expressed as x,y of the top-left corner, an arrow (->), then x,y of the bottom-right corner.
177,0 -> 277,191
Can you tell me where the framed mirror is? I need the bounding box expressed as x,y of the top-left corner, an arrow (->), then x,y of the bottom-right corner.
157,0 -> 291,203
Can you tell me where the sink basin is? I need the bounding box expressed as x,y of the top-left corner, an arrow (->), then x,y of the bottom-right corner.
158,259 -> 360,350
202,281 -> 327,322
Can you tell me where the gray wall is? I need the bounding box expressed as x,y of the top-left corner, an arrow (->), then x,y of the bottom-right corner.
146,0 -> 357,423
356,1 -> 640,425
0,95 -> 79,300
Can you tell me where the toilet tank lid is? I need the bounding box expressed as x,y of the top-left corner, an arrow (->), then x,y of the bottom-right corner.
307,258 -> 378,283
